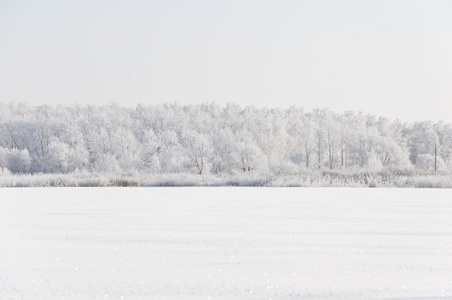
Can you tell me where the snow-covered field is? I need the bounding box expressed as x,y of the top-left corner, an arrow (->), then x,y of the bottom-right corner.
0,188 -> 451,300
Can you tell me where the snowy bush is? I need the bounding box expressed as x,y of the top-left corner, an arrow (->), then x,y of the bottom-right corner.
7,149 -> 31,174
94,154 -> 122,173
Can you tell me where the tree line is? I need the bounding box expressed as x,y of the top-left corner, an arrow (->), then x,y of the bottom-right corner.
1,102 -> 451,176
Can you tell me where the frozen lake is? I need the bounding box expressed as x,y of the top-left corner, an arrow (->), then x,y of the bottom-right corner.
0,187 -> 451,300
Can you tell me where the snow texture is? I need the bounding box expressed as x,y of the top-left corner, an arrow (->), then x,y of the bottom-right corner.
0,187 -> 451,300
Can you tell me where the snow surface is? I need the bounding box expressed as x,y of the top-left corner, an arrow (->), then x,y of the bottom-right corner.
0,187 -> 451,300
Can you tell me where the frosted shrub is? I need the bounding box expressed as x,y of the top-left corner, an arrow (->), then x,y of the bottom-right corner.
44,141 -> 88,173
7,149 -> 31,174
364,154 -> 384,173
270,161 -> 299,176
95,154 -> 122,173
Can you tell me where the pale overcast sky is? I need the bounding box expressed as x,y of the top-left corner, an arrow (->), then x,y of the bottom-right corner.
1,0 -> 451,122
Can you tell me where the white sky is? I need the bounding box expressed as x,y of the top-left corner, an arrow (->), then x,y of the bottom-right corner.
1,0 -> 451,122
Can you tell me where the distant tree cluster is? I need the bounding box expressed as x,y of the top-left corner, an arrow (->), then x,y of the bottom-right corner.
1,102 -> 451,176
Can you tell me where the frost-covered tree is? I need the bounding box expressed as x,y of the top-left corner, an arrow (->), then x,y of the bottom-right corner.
313,126 -> 326,168
211,128 -> 235,174
182,130 -> 213,175
139,129 -> 161,171
45,141 -> 82,173
1,102 -> 451,177
406,122 -> 439,167
0,147 -> 9,171
326,123 -> 339,170
233,142 -> 266,173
